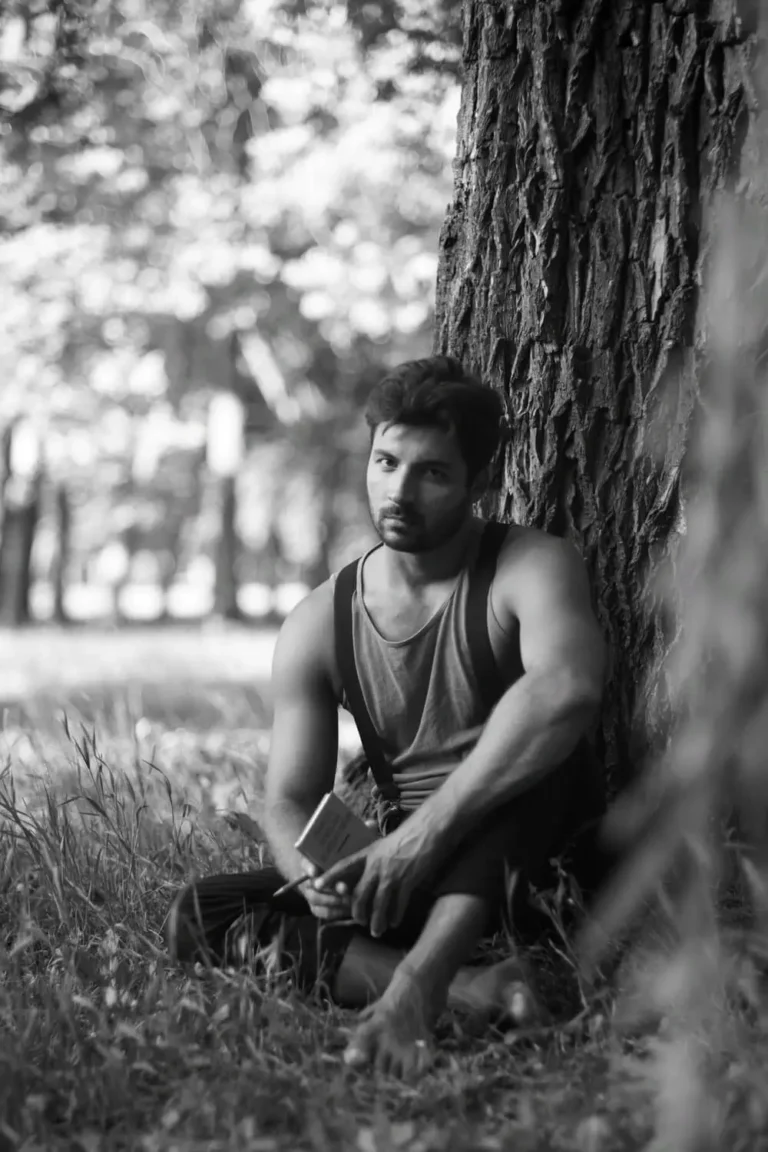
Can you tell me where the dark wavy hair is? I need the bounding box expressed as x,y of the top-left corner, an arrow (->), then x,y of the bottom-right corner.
364,357 -> 505,483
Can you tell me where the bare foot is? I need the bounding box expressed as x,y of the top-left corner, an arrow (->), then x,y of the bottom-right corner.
343,973 -> 436,1077
461,957 -> 549,1026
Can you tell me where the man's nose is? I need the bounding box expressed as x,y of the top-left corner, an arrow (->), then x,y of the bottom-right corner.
388,467 -> 416,503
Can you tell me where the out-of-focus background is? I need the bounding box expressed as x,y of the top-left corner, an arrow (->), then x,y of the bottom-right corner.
3,5 -> 768,1148
0,0 -> 462,709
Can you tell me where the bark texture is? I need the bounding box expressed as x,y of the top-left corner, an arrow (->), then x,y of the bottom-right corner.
435,0 -> 760,790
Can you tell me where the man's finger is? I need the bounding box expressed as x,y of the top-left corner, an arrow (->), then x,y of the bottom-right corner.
304,891 -> 351,919
303,886 -> 348,911
315,849 -> 368,890
351,864 -> 378,927
308,903 -> 347,921
369,881 -> 394,939
390,882 -> 412,929
308,887 -> 345,905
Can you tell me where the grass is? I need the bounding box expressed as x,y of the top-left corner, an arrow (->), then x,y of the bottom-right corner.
0,654 -> 767,1150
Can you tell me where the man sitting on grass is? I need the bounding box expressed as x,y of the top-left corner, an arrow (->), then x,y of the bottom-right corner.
166,356 -> 606,1076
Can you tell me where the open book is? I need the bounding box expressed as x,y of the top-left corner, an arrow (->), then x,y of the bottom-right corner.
295,791 -> 378,873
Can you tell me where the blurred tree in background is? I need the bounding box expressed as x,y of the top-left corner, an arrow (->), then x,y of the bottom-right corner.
0,0 -> 462,623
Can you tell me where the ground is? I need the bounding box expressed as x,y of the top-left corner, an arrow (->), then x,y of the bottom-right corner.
0,625 -> 766,1151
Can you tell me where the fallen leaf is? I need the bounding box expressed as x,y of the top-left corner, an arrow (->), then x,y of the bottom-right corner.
356,1127 -> 377,1152
575,1115 -> 611,1152
222,811 -> 263,841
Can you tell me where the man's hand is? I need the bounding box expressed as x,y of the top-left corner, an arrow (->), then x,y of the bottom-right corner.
299,860 -> 353,922
315,818 -> 442,938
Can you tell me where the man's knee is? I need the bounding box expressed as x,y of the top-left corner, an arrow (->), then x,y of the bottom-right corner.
164,871 -> 275,966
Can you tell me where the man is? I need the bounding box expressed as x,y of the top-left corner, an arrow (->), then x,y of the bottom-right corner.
166,356 -> 606,1076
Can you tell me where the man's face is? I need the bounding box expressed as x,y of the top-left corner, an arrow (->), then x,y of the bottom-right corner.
366,422 -> 475,553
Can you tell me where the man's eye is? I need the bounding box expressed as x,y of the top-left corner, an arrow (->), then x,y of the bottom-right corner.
378,458 -> 396,470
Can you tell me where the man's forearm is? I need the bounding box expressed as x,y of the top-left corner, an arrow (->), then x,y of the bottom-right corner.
413,668 -> 601,850
262,797 -> 315,882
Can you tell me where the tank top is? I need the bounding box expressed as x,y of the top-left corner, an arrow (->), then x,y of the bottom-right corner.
338,520 -> 521,811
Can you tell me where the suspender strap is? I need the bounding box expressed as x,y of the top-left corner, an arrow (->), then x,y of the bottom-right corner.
333,559 -> 399,801
465,520 -> 509,715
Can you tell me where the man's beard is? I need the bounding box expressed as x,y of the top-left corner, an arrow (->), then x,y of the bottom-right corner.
368,498 -> 471,553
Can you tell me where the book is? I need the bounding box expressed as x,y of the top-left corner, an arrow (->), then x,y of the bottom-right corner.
294,791 -> 378,873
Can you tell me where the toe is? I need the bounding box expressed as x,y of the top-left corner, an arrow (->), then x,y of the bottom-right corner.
343,1021 -> 377,1068
376,1041 -> 406,1078
502,980 -> 541,1026
414,1038 -> 433,1076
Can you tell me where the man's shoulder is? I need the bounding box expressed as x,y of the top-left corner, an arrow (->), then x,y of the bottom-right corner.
276,574 -> 355,700
492,521 -> 583,566
275,580 -> 335,672
491,523 -> 589,611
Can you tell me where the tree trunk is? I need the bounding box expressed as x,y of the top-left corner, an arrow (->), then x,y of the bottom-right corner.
435,0 -> 758,792
51,485 -> 71,624
212,474 -> 241,620
0,472 -> 41,626
302,449 -> 346,590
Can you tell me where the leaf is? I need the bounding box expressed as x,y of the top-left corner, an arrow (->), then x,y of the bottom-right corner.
113,959 -> 133,989
356,1128 -> 377,1152
73,947 -> 102,984
73,1131 -> 102,1152
575,1116 -> 611,1152
161,1109 -> 181,1131
222,810 -> 263,841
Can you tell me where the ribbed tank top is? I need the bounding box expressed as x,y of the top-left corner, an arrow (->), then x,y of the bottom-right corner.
340,521 -> 519,808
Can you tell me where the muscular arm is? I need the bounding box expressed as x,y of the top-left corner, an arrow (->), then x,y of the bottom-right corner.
406,532 -> 606,850
262,586 -> 339,884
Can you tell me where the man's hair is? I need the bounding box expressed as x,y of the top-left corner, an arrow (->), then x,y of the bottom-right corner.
364,356 -> 505,483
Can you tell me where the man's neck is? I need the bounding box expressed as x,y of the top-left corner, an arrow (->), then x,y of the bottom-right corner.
380,515 -> 480,590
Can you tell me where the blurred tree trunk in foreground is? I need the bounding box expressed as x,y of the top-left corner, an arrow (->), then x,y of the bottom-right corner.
436,0 -> 760,793
0,424 -> 41,626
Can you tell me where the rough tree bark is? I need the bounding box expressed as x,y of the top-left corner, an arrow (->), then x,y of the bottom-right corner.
435,0 -> 759,791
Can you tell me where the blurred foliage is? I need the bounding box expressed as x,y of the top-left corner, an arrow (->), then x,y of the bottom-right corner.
0,0 -> 461,602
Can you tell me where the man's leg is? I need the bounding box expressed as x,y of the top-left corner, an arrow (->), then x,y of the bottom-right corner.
334,758 -> 588,1073
165,868 -> 348,989
334,889 -> 539,1075
334,890 -> 486,1008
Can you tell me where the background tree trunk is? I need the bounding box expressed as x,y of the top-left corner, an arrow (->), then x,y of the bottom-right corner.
212,474 -> 241,620
0,425 -> 41,626
51,485 -> 71,625
0,477 -> 41,626
302,449 -> 346,590
435,0 -> 757,792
